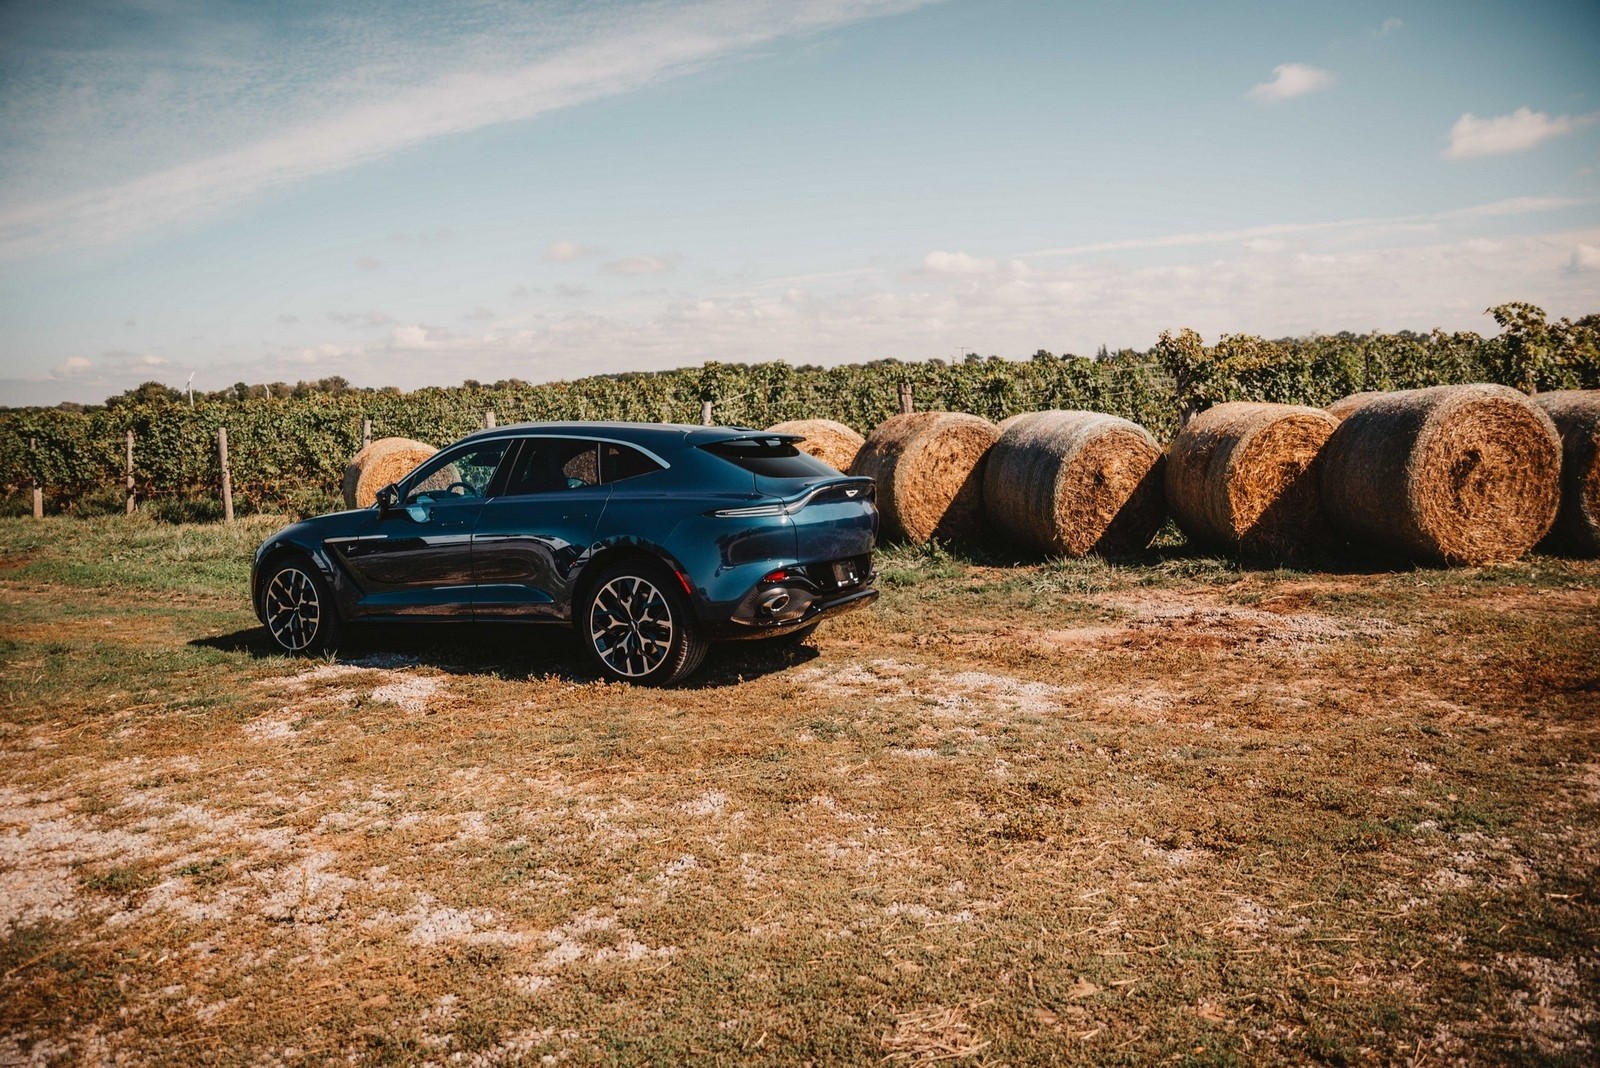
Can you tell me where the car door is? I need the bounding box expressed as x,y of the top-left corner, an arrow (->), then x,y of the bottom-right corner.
471,437 -> 613,620
335,438 -> 512,619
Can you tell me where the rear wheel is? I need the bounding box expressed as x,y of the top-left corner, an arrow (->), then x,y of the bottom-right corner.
260,556 -> 341,656
581,562 -> 707,686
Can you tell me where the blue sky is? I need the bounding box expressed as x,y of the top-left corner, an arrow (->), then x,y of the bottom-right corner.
1,0 -> 1597,406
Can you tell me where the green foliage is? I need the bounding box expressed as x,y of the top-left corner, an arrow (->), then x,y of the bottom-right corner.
3,307 -> 1597,517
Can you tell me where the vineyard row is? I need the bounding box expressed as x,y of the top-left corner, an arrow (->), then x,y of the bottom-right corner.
2,306 -> 1596,519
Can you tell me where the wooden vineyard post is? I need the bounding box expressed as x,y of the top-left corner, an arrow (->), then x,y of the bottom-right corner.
218,427 -> 234,524
125,430 -> 136,514
361,417 -> 372,448
484,409 -> 496,429
30,438 -> 42,519
898,381 -> 914,415
701,400 -> 714,426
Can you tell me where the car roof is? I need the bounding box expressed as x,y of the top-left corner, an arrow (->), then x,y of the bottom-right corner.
457,421 -> 794,451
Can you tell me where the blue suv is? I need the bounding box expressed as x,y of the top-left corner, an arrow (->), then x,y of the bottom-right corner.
252,423 -> 879,684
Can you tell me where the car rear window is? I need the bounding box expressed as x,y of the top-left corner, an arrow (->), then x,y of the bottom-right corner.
702,438 -> 834,478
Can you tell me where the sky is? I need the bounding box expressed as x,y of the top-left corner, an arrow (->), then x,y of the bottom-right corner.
1,0 -> 1598,407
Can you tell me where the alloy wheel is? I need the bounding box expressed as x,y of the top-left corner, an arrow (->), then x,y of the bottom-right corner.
589,574 -> 674,677
264,566 -> 322,652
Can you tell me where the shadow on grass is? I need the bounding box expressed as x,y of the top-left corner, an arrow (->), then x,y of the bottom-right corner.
190,621 -> 820,690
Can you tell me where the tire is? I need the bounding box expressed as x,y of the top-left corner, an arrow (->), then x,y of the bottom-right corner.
580,561 -> 707,686
259,555 -> 342,656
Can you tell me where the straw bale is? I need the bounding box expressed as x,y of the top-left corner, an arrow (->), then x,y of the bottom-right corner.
850,412 -> 998,544
1165,402 -> 1337,558
342,437 -> 437,509
767,419 -> 865,473
1531,390 -> 1600,554
983,410 -> 1165,557
1327,391 -> 1386,421
1320,384 -> 1560,565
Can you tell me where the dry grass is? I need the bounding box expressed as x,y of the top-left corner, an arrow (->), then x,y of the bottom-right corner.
1,516 -> 1597,1065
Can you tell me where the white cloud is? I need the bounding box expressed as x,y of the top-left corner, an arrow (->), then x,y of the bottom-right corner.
920,250 -> 998,275
101,350 -> 169,368
1376,18 -> 1403,36
0,0 -> 941,260
215,225 -> 1597,396
1246,63 -> 1335,102
1570,244 -> 1600,274
51,356 -> 93,378
543,240 -> 593,263
1020,195 -> 1600,259
1444,107 -> 1600,159
465,306 -> 495,320
602,255 -> 673,276
328,310 -> 394,327
356,257 -> 383,271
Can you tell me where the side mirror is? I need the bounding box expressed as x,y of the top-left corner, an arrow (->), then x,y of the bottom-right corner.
375,484 -> 398,512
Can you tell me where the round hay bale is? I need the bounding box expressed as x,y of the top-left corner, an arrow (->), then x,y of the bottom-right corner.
1165,402 -> 1338,558
996,412 -> 1034,434
1320,384 -> 1561,565
1531,390 -> 1600,554
342,437 -> 437,509
1327,390 -> 1386,422
850,412 -> 998,544
766,419 -> 865,473
983,411 -> 1165,557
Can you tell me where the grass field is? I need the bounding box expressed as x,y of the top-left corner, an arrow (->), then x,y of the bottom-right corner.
1,515 -> 1597,1066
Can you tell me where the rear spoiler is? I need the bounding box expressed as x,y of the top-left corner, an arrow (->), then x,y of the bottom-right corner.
710,475 -> 875,517
684,427 -> 804,446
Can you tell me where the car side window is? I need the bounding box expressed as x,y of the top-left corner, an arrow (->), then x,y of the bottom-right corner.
502,438 -> 601,496
404,440 -> 510,504
601,443 -> 664,484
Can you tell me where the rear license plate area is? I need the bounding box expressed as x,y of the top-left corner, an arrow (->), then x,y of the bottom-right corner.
829,557 -> 864,587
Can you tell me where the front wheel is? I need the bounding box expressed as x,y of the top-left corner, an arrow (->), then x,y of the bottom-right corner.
581,563 -> 707,686
260,556 -> 342,656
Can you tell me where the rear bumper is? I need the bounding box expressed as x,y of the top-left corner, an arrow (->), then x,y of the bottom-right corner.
709,584 -> 879,641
